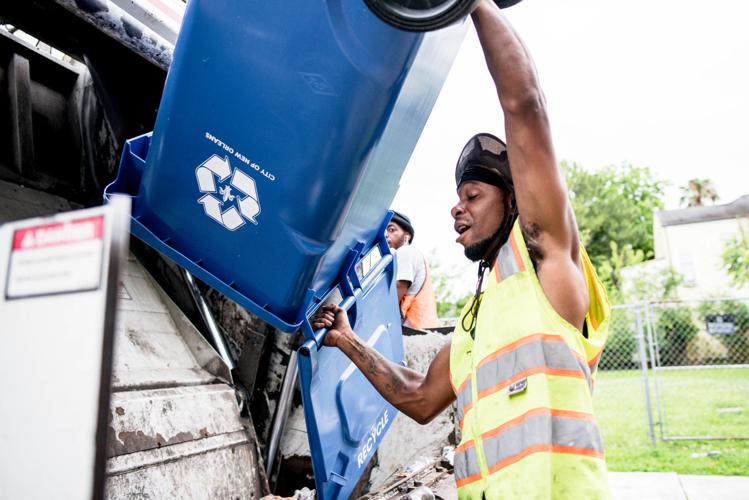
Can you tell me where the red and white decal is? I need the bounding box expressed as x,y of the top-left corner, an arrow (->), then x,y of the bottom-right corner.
6,216 -> 105,299
12,216 -> 103,251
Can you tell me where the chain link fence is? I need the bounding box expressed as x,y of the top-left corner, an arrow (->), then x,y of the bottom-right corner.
646,298 -> 749,441
599,305 -> 645,371
647,298 -> 749,367
600,299 -> 749,369
594,298 -> 749,444
594,305 -> 657,447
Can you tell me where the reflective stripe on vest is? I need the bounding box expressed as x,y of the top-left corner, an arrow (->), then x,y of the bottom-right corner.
455,408 -> 604,488
476,334 -> 592,399
454,440 -> 481,487
457,334 -> 594,430
588,348 -> 603,373
494,234 -> 525,282
456,377 -> 473,427
482,408 -> 604,477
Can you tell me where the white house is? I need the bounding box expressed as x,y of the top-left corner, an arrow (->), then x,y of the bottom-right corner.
622,195 -> 749,300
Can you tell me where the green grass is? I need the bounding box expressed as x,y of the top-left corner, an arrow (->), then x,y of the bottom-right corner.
593,368 -> 749,476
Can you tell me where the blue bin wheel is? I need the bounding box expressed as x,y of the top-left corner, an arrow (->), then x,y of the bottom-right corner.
364,0 -> 523,32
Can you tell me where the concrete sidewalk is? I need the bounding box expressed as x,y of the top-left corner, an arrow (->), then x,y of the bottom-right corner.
610,472 -> 749,500
370,470 -> 748,499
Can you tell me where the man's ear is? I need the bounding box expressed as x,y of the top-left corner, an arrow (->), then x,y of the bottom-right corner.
506,191 -> 517,213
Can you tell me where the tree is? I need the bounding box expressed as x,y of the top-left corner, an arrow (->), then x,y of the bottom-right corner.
656,306 -> 698,366
596,241 -> 645,301
679,178 -> 719,207
627,265 -> 683,303
429,255 -> 472,319
722,235 -> 749,287
564,161 -> 665,294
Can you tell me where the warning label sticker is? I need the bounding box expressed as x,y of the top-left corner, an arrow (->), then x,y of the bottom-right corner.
5,216 -> 105,299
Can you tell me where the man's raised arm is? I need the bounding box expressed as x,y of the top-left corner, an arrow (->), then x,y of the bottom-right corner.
472,1 -> 577,254
471,1 -> 590,330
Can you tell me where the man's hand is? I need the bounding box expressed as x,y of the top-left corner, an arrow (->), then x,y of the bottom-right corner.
311,305 -> 455,425
311,304 -> 352,347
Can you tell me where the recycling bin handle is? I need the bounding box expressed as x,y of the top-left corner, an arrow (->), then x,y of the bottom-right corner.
306,247 -> 392,349
309,295 -> 356,348
359,240 -> 394,293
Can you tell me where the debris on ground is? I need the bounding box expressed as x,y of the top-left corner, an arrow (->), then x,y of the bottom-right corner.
261,486 -> 316,500
361,448 -> 457,500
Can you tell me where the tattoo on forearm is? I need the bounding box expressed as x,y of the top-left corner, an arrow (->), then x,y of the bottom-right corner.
352,341 -> 383,376
385,378 -> 404,394
351,338 -> 404,395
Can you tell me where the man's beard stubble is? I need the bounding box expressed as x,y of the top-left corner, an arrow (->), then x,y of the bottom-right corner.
463,209 -> 518,262
464,224 -> 506,262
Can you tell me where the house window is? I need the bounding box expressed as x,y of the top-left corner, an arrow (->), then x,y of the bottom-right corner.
679,252 -> 697,287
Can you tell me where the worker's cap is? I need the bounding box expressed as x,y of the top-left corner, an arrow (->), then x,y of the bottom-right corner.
455,132 -> 514,193
389,210 -> 415,242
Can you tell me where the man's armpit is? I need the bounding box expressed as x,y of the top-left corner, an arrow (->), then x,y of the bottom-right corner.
520,221 -> 544,272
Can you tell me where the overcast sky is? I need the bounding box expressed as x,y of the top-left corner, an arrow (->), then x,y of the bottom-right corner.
392,0 -> 749,297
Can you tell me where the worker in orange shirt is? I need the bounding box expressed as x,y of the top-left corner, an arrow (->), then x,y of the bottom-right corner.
385,211 -> 439,331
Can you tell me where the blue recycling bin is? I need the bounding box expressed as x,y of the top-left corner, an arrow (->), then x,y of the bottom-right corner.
105,1 -> 466,497
106,1 -> 465,332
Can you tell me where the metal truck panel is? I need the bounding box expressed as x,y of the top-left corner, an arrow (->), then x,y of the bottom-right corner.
107,384 -> 244,456
43,0 -> 176,69
109,0 -> 185,45
106,431 -> 263,499
0,200 -> 129,500
104,252 -> 266,497
112,253 -> 230,390
95,252 -> 267,499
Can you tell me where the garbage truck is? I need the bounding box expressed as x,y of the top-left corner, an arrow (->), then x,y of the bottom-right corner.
0,1 -> 517,497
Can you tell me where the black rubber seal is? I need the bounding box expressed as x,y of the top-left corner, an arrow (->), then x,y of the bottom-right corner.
363,0 -> 523,32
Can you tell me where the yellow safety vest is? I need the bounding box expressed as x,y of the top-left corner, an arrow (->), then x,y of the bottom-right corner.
450,221 -> 610,499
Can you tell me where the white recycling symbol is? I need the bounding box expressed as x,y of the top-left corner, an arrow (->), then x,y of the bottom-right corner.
195,154 -> 261,231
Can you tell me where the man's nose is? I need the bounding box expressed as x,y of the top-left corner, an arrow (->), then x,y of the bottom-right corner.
451,201 -> 464,219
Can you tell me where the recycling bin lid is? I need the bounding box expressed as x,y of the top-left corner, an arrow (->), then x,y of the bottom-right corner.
297,236 -> 404,500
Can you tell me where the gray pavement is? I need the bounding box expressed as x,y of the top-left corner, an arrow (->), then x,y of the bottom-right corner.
610,472 -> 749,500
366,467 -> 748,499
